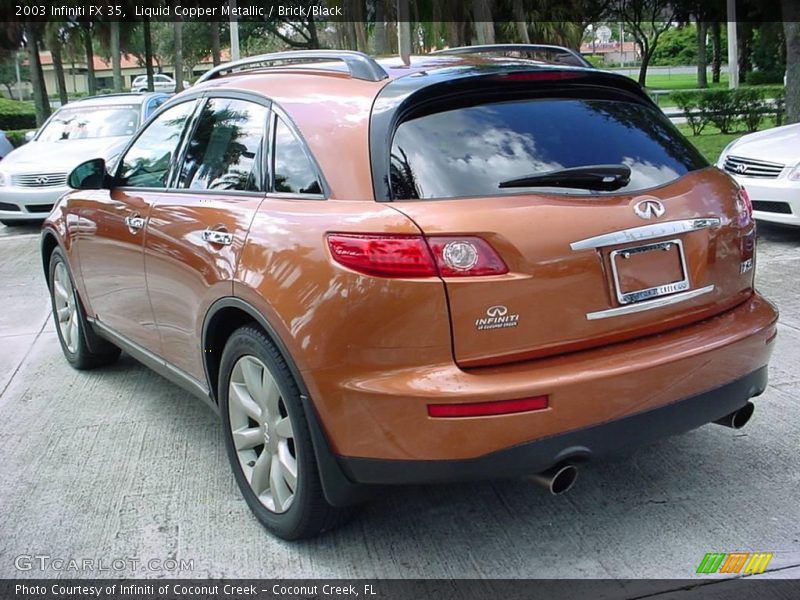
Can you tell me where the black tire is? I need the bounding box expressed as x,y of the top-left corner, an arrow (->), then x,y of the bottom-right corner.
48,247 -> 120,370
219,325 -> 352,540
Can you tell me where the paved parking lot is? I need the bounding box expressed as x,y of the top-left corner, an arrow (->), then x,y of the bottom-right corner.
0,221 -> 798,582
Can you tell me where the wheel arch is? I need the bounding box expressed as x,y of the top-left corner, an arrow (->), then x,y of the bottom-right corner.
40,229 -> 60,289
201,296 -> 371,507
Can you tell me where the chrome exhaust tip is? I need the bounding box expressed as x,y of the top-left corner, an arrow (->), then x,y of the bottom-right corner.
530,464 -> 578,495
714,401 -> 755,430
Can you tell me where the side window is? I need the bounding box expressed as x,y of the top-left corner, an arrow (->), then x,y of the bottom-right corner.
177,98 -> 268,192
145,96 -> 166,118
117,101 -> 195,188
272,116 -> 322,195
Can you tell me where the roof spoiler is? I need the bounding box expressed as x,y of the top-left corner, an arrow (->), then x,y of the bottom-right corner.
432,44 -> 593,69
196,50 -> 389,84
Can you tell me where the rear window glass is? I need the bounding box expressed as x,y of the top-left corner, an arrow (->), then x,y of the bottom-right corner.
389,98 -> 707,199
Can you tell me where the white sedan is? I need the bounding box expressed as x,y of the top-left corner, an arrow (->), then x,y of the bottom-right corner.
131,73 -> 188,93
717,123 -> 800,227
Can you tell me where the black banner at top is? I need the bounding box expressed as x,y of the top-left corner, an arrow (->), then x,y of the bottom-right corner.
0,0 -> 790,23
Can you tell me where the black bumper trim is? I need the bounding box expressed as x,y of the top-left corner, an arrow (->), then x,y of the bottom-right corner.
338,367 -> 768,485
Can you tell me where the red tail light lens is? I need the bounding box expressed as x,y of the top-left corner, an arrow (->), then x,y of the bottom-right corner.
427,236 -> 509,277
327,234 -> 437,278
428,395 -> 549,418
738,188 -> 753,219
328,234 -> 508,278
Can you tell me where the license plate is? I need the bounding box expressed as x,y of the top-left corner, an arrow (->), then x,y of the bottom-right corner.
609,239 -> 690,305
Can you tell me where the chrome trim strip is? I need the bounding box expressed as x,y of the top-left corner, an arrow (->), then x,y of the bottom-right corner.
570,218 -> 721,251
585,285 -> 715,321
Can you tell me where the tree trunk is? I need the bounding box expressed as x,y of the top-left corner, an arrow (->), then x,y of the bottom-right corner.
110,22 -> 122,91
47,27 -> 69,105
472,0 -> 495,45
638,41 -> 652,86
83,25 -> 96,95
711,21 -> 721,84
697,21 -> 708,89
374,0 -> 387,54
513,0 -> 530,44
173,18 -> 183,89
738,22 -> 753,84
431,0 -> 442,50
784,3 -> 800,124
210,22 -> 221,65
24,23 -> 51,125
143,17 -> 155,91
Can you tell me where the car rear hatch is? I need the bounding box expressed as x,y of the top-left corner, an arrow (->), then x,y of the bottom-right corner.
373,67 -> 756,367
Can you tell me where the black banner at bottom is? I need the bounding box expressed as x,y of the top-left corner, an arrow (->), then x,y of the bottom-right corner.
2,579 -> 800,600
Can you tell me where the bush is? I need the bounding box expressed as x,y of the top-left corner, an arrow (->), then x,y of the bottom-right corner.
745,70 -> 785,86
734,88 -> 766,132
703,89 -> 739,134
4,129 -> 34,148
672,90 -> 706,136
0,97 -> 37,130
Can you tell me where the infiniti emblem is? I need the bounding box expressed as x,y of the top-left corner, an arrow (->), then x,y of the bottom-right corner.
735,163 -> 748,174
36,175 -> 49,185
633,199 -> 666,220
486,305 -> 508,318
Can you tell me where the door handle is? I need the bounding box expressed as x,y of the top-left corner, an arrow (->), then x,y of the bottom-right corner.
124,215 -> 146,231
202,229 -> 233,246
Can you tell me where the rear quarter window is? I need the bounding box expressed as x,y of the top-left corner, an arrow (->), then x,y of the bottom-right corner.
389,97 -> 707,200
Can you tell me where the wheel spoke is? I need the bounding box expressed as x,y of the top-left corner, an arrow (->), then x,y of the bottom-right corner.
232,426 -> 262,450
57,306 -> 70,322
263,378 -> 281,419
53,280 -> 69,303
275,416 -> 293,439
68,311 -> 79,348
230,383 -> 262,422
249,450 -> 271,495
241,358 -> 267,403
278,442 -> 297,491
270,454 -> 292,512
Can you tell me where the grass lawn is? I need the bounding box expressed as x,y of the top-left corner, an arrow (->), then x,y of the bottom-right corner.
677,118 -> 779,162
643,72 -> 730,90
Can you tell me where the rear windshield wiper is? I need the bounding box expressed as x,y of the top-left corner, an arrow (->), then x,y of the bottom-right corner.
498,164 -> 632,192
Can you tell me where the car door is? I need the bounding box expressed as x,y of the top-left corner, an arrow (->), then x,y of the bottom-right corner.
144,94 -> 269,381
76,99 -> 198,349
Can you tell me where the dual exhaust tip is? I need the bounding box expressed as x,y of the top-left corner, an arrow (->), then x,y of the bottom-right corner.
530,402 -> 755,496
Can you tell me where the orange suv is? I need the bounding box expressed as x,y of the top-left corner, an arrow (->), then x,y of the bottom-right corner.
41,46 -> 778,539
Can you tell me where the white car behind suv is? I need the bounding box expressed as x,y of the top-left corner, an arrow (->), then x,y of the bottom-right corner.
718,122 -> 800,227
131,73 -> 188,93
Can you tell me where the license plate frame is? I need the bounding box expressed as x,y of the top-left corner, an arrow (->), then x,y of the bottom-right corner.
609,239 -> 690,305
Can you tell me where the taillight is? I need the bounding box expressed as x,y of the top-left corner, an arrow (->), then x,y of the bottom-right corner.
327,234 -> 508,278
493,71 -> 583,83
428,395 -> 549,418
738,188 -> 753,219
327,234 -> 437,278
427,236 -> 508,277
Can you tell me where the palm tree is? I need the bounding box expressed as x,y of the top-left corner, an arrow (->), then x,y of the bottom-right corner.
143,18 -> 155,91
110,22 -> 122,91
23,22 -> 50,124
45,22 -> 68,105
80,22 -> 97,95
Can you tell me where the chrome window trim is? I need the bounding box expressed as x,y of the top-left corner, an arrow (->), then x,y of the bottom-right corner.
570,218 -> 721,251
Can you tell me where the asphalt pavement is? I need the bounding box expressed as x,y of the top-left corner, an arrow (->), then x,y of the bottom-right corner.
0,221 -> 798,582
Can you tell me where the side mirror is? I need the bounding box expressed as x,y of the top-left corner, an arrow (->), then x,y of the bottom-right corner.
24,130 -> 36,143
68,158 -> 109,190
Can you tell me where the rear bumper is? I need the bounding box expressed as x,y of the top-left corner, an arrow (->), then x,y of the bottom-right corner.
338,367 -> 768,484
308,292 -> 777,465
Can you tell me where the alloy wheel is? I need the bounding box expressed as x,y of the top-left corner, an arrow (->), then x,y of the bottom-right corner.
53,262 -> 78,354
228,355 -> 298,513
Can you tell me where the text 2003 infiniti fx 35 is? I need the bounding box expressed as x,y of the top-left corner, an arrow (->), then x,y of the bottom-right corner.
41,47 -> 778,539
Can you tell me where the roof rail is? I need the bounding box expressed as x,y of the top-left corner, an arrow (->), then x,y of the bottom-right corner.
432,44 -> 593,69
196,50 -> 389,84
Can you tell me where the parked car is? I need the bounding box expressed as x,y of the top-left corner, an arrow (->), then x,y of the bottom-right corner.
0,130 -> 14,160
41,47 -> 777,540
131,73 -> 188,93
0,93 -> 169,226
717,122 -> 800,227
